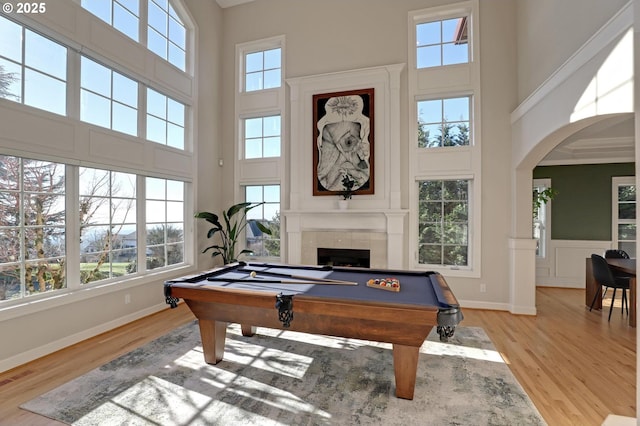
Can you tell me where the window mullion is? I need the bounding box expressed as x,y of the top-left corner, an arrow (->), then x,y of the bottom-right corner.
66,164 -> 81,290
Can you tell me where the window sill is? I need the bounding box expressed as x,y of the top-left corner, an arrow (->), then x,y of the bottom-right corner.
0,265 -> 197,322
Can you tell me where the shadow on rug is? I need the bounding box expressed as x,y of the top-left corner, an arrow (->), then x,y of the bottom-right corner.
21,321 -> 546,425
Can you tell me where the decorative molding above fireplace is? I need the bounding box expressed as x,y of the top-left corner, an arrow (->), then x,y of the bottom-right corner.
284,64 -> 407,269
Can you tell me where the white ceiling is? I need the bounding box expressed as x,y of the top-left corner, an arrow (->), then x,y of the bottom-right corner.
539,116 -> 635,166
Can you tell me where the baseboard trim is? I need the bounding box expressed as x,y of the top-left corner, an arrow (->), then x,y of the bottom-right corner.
0,303 -> 168,374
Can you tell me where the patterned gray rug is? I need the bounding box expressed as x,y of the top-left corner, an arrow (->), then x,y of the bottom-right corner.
21,321 -> 546,425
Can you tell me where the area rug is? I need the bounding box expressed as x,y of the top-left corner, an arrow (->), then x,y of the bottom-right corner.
21,321 -> 546,425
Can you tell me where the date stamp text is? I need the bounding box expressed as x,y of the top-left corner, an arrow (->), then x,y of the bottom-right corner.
2,2 -> 47,14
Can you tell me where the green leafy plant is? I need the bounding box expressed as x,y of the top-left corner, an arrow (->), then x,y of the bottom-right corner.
195,202 -> 272,264
533,187 -> 558,219
340,173 -> 357,200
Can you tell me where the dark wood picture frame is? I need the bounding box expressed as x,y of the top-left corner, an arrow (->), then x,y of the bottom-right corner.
312,88 -> 374,196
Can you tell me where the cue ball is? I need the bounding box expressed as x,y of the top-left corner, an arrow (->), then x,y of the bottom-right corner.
250,271 -> 257,278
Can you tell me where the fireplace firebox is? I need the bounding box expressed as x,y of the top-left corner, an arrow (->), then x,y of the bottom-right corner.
317,248 -> 370,268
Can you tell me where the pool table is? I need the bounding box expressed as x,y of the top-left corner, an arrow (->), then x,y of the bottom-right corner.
164,261 -> 463,400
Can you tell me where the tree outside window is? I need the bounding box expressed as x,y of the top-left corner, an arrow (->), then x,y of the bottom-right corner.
245,185 -> 280,258
417,96 -> 470,148
0,156 -> 66,301
418,179 -> 469,266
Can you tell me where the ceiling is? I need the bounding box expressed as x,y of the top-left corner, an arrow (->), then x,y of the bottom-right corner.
539,115 -> 635,166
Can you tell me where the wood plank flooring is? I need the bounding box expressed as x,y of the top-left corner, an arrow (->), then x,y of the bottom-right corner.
0,287 -> 635,425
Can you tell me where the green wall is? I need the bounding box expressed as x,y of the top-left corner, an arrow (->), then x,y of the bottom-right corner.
533,163 -> 634,240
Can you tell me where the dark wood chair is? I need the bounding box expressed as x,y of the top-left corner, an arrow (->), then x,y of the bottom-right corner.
589,254 -> 630,321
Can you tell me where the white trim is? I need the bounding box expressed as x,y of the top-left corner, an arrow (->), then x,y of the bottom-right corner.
612,176 -> 636,253
0,265 -> 196,322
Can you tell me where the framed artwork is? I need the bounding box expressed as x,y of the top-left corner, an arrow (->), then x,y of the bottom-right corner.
312,88 -> 374,196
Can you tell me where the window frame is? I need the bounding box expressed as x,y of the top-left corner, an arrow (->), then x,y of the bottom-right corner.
243,184 -> 281,260
410,1 -> 476,72
147,0 -> 187,72
0,153 -> 189,304
0,15 -> 68,116
417,94 -> 472,148
0,156 -> 67,301
242,114 -> 281,159
80,56 -> 139,136
145,87 -> 186,149
612,176 -> 636,257
238,37 -> 284,94
81,0 -> 140,42
415,178 -> 472,270
416,15 -> 470,69
533,178 -> 552,260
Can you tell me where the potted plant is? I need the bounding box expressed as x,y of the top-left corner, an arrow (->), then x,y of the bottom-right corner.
338,173 -> 358,210
195,201 -> 272,264
338,173 -> 357,209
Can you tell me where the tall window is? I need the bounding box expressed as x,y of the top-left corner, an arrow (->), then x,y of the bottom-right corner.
0,156 -> 66,301
145,177 -> 185,270
0,16 -> 67,115
418,179 -> 469,266
81,0 -> 140,42
146,88 -> 185,149
79,168 -> 137,284
416,16 -> 469,68
613,177 -> 636,257
80,56 -> 139,136
245,185 -> 280,258
245,48 -> 281,92
417,96 -> 470,147
147,0 -> 186,71
244,115 -> 281,158
533,179 -> 552,258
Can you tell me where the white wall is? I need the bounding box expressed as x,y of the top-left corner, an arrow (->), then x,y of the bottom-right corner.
516,0 -> 629,103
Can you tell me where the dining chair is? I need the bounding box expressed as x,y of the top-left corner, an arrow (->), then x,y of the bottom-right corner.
604,249 -> 630,259
589,254 -> 630,321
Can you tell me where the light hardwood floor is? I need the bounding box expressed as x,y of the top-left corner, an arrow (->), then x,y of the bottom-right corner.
0,287 -> 635,425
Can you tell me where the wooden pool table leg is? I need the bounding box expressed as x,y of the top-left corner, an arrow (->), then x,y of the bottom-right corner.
392,344 -> 420,400
241,324 -> 256,336
198,319 -> 227,364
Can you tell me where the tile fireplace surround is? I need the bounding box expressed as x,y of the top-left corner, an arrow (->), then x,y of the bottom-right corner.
282,210 -> 408,269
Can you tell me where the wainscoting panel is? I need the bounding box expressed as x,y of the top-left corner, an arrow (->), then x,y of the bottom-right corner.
535,240 -> 612,288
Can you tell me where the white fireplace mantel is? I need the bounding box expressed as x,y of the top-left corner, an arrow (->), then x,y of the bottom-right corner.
284,64 -> 406,269
283,209 -> 408,269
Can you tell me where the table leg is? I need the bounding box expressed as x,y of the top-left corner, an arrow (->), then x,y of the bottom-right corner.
392,344 -> 420,400
241,324 -> 256,336
198,319 -> 227,364
585,258 -> 602,310
630,277 -> 636,327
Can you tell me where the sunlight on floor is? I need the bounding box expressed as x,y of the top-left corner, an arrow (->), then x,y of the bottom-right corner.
421,340 -> 505,364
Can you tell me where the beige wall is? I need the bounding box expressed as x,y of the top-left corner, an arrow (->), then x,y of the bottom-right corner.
0,0 -> 223,371
516,0 -> 629,102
